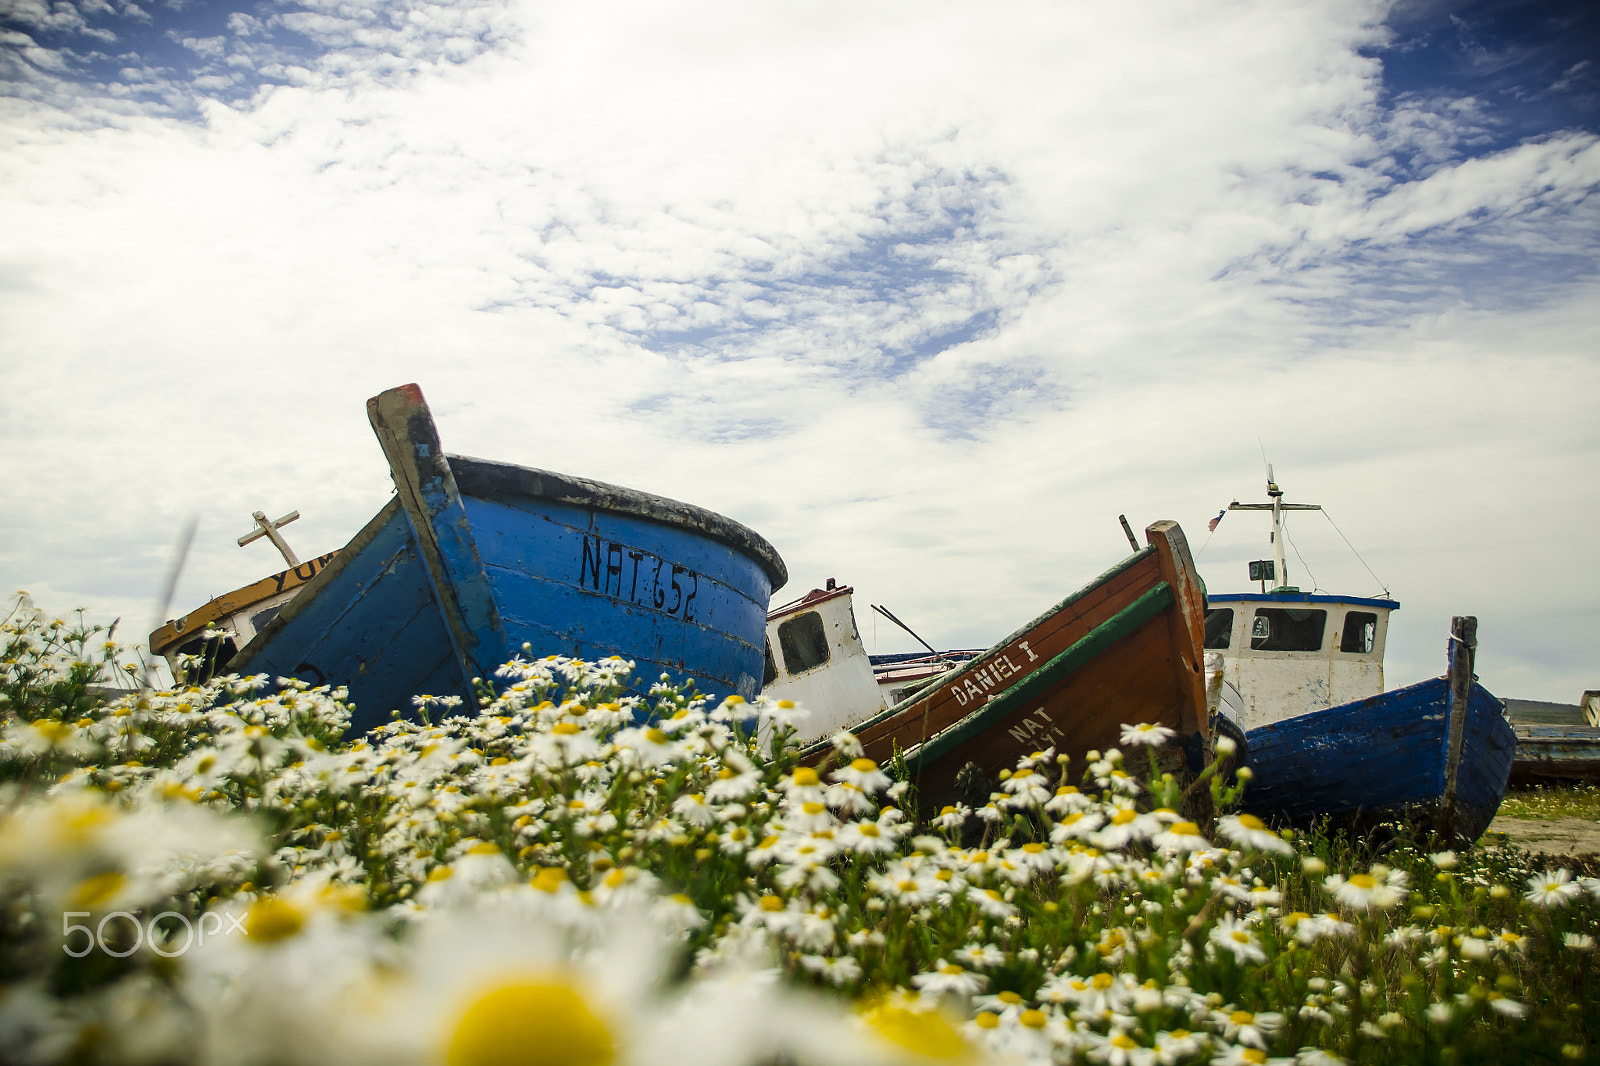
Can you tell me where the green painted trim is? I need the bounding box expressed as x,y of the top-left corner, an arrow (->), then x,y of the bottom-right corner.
903,581 -> 1175,771
799,546 -> 1160,763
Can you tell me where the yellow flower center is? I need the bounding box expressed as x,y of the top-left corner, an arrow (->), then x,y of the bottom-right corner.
803,802 -> 826,815
863,1005 -> 971,1060
37,720 -> 72,744
1018,1010 -> 1046,1030
1111,810 -> 1136,826
1092,973 -> 1114,990
998,991 -> 1023,1005
760,895 -> 785,912
530,868 -> 568,894
446,977 -> 615,1066
975,1012 -> 998,1029
644,729 -> 668,745
553,722 -> 581,736
1230,1010 -> 1254,1025
851,758 -> 879,773
245,897 -> 305,943
792,767 -> 820,787
1349,874 -> 1377,890
1112,1033 -> 1138,1050
68,871 -> 123,909
1170,821 -> 1200,836
1237,813 -> 1267,830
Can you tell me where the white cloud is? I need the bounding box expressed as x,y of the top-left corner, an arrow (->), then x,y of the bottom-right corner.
1,0 -> 1596,703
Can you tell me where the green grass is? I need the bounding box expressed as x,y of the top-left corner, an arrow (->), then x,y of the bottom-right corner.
1499,785 -> 1600,822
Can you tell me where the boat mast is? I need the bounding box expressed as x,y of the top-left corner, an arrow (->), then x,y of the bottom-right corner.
1227,466 -> 1321,591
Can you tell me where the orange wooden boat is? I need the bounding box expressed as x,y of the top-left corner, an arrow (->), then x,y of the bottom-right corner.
806,520 -> 1212,813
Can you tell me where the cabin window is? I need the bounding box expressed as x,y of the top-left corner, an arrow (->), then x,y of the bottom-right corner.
250,605 -> 283,634
778,611 -> 830,674
763,642 -> 778,686
1249,608 -> 1327,652
1340,611 -> 1378,654
1204,608 -> 1234,649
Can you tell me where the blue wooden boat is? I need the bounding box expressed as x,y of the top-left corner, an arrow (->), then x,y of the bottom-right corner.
1239,618 -> 1516,846
227,384 -> 787,733
1504,696 -> 1600,786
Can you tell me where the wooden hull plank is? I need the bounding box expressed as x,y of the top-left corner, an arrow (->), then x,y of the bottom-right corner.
1242,677 -> 1515,844
839,548 -> 1167,762
369,386 -> 509,702
230,385 -> 784,731
809,520 -> 1211,817
905,582 -> 1174,769
230,500 -> 468,732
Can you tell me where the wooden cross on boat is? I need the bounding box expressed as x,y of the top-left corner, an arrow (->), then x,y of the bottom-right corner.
238,510 -> 303,568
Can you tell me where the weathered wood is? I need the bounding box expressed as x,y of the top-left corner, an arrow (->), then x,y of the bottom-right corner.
238,510 -> 303,567
803,520 -> 1211,817
1119,514 -> 1139,554
1241,623 -> 1515,848
368,385 -> 509,706
1436,615 -> 1479,840
226,385 -> 784,733
841,550 -> 1164,762
1146,520 -> 1210,740
904,583 -> 1175,769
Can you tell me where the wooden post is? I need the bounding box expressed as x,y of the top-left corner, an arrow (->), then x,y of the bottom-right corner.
1145,521 -> 1211,744
1118,515 -> 1140,554
368,385 -> 508,709
1437,615 -> 1478,842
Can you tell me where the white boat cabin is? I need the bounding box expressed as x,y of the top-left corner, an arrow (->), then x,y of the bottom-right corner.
1204,468 -> 1399,730
762,581 -> 886,743
1203,592 -> 1398,730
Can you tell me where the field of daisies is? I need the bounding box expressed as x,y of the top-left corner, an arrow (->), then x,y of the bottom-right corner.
2,593 -> 1596,1066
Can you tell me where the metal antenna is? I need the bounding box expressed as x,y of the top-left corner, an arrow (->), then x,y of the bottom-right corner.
870,604 -> 941,659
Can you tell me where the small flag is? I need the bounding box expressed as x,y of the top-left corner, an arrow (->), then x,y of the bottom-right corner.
1207,509 -> 1225,532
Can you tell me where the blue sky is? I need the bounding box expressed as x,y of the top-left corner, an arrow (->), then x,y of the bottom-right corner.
2,0 -> 1597,701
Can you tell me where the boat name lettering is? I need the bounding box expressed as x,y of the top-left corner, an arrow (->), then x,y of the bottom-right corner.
949,652 -> 1027,708
1006,707 -> 1068,748
271,553 -> 337,593
578,535 -> 699,621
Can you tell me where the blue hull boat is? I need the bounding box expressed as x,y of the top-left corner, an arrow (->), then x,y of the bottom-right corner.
1240,628 -> 1516,846
229,385 -> 787,733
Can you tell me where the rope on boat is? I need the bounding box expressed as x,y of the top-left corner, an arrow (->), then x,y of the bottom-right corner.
1320,508 -> 1392,599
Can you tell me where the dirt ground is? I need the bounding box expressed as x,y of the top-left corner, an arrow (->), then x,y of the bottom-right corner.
1484,815 -> 1600,857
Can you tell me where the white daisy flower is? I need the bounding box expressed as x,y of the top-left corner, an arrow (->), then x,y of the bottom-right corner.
1119,722 -> 1176,747
1525,868 -> 1581,908
1209,916 -> 1268,965
1215,814 -> 1293,856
